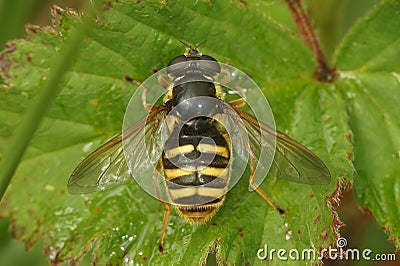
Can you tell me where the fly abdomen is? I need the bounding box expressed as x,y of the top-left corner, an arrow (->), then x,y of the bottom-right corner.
161,121 -> 232,223
162,127 -> 230,187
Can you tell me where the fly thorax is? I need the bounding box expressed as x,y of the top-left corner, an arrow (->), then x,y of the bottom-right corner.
169,82 -> 222,123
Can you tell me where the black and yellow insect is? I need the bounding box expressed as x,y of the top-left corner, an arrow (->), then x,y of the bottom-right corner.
68,45 -> 331,252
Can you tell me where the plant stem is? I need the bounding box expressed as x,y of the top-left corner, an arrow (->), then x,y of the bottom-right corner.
285,0 -> 338,82
0,0 -> 38,49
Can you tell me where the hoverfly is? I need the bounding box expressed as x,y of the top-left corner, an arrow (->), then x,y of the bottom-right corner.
68,44 -> 331,252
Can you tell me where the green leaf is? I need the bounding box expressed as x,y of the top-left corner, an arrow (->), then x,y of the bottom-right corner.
1,0 -> 398,265
334,0 -> 400,247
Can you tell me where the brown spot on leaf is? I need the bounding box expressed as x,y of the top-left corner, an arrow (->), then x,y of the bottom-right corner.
139,252 -> 147,261
26,52 -> 32,63
90,98 -> 99,107
238,227 -> 244,237
237,0 -> 247,7
314,215 -> 321,224
27,209 -> 34,217
320,228 -> 328,241
10,218 -> 25,238
0,42 -> 16,81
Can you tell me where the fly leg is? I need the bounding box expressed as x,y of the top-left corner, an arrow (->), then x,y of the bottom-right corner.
229,97 -> 284,214
248,152 -> 287,215
158,200 -> 170,253
220,70 -> 250,99
157,72 -> 171,90
141,87 -> 154,111
153,160 -> 170,253
219,67 -> 232,85
123,75 -> 154,111
229,98 -> 285,214
229,98 -> 246,108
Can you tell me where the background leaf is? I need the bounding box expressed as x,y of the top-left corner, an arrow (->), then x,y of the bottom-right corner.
0,0 -> 398,265
334,0 -> 400,249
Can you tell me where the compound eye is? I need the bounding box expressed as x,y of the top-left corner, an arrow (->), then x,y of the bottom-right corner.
199,55 -> 221,75
167,55 -> 187,76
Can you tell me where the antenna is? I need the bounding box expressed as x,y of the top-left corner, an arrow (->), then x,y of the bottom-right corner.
179,39 -> 207,51
179,40 -> 192,49
194,40 -> 207,49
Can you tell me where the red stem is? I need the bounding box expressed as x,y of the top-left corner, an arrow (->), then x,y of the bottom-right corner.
285,0 -> 338,82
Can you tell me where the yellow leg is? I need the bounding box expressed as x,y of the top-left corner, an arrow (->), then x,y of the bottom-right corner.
157,72 -> 170,89
248,154 -> 287,215
159,200 -> 170,253
123,75 -> 154,111
141,87 -> 154,111
229,98 -> 246,108
153,161 -> 170,253
222,72 -> 250,99
219,67 -> 232,85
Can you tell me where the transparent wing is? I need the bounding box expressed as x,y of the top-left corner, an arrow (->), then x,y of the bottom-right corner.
68,106 -> 167,194
272,130 -> 331,184
230,105 -> 331,185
